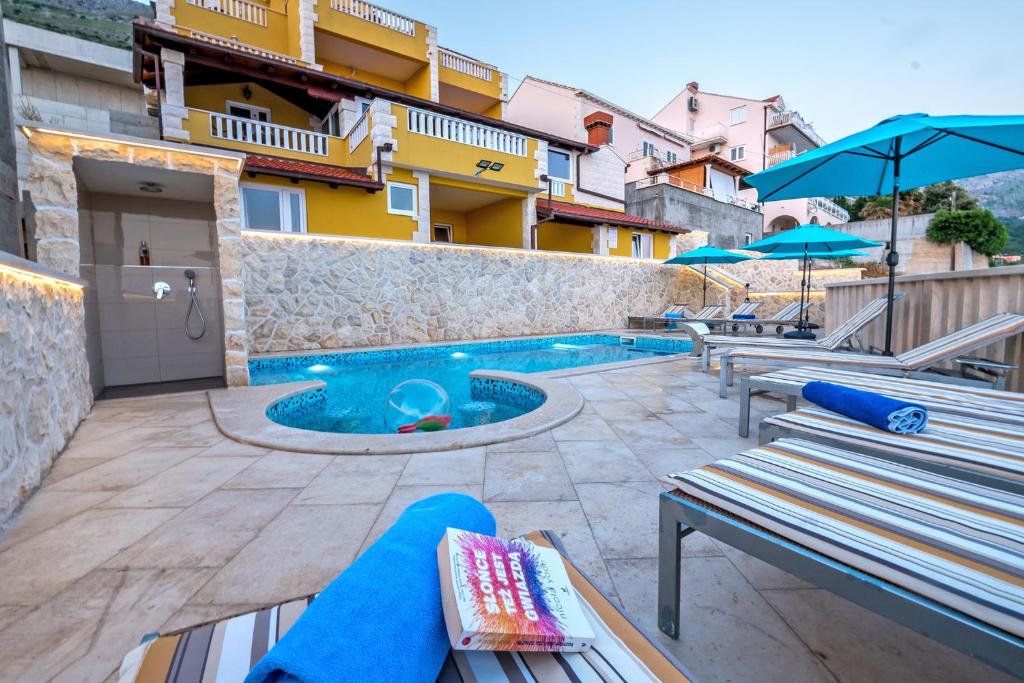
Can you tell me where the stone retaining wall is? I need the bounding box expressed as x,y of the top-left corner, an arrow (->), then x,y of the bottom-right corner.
0,255 -> 91,523
243,233 -> 705,353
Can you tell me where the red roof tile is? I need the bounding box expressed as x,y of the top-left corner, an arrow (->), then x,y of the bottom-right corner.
652,154 -> 750,178
244,154 -> 382,189
537,199 -> 686,233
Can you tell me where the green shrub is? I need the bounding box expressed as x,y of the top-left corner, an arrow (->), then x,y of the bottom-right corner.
926,209 -> 1008,256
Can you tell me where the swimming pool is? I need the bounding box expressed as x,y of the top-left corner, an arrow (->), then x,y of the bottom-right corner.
250,334 -> 691,434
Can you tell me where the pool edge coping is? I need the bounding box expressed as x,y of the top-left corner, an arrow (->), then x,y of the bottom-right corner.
207,369 -> 585,455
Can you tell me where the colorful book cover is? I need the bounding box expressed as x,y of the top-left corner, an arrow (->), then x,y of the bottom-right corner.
437,528 -> 595,652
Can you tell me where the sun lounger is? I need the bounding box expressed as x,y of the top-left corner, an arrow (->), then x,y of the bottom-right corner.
702,301 -> 762,331
759,405 -> 1024,491
719,300 -> 809,335
736,365 -> 1024,437
640,304 -> 724,331
718,312 -> 1024,397
695,295 -> 895,371
119,530 -> 694,683
627,304 -> 690,330
658,438 -> 1024,677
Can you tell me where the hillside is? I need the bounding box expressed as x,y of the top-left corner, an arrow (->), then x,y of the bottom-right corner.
1,0 -> 151,50
959,170 -> 1024,255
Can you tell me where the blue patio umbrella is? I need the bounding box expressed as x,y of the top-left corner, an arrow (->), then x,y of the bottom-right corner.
664,245 -> 753,307
745,113 -> 1024,352
745,226 -> 881,337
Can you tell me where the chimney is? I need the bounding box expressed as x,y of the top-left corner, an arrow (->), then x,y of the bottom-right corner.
583,110 -> 613,146
686,81 -> 699,93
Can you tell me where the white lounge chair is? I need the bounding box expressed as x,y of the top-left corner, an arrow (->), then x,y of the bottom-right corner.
718,312 -> 1024,398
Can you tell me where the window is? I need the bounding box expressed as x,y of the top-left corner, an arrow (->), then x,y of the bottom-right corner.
631,233 -> 653,259
387,182 -> 417,217
743,232 -> 753,246
665,150 -> 678,164
432,224 -> 452,243
227,101 -> 270,122
642,140 -> 657,158
547,149 -> 571,181
241,183 -> 305,233
730,145 -> 746,162
729,105 -> 747,125
355,96 -> 372,115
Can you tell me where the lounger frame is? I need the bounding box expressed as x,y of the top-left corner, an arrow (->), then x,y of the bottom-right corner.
657,492 -> 1024,677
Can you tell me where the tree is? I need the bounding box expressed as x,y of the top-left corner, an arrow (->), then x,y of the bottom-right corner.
920,181 -> 979,213
926,209 -> 1009,256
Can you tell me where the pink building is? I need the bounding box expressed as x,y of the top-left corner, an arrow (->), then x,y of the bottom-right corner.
506,77 -> 693,185
652,82 -> 850,232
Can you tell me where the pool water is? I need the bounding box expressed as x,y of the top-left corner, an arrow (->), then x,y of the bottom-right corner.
250,334 -> 690,434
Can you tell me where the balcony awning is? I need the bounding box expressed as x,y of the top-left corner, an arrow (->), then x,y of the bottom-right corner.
244,154 -> 383,190
537,199 -> 687,234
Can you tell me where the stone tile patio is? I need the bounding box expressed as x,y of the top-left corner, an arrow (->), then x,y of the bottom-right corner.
0,358 -> 1014,683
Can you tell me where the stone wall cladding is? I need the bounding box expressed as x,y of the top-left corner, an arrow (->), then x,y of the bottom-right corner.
243,233 -> 704,353
0,265 -> 91,522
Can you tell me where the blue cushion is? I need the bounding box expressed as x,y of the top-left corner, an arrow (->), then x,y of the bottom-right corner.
245,493 -> 496,683
732,314 -> 756,320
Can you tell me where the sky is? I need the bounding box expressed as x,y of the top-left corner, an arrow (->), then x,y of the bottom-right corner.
344,0 -> 1021,142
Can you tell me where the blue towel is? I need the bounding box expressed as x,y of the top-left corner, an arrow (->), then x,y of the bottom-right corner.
732,314 -> 756,320
802,381 -> 928,434
663,312 -> 682,319
245,493 -> 496,683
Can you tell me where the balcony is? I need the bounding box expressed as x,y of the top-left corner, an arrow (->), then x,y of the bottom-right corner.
636,173 -> 762,213
331,0 -> 416,35
767,110 -> 825,148
437,48 -> 502,116
173,0 -> 298,61
180,109 -> 351,167
767,150 -> 797,167
691,123 -> 728,150
316,0 -> 428,69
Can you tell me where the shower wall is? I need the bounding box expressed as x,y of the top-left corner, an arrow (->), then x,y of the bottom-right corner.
80,193 -> 224,389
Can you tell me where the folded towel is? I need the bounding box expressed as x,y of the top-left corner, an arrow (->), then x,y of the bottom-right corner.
245,493 -> 496,683
802,381 -> 928,434
732,314 -> 756,320
663,312 -> 683,319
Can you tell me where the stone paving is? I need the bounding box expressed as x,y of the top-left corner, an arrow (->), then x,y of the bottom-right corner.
0,358 -> 1014,683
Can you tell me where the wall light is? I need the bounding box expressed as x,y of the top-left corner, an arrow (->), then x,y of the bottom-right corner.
473,159 -> 504,176
242,84 -> 253,101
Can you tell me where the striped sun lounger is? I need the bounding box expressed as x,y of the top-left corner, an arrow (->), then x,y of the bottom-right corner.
713,300 -> 809,335
697,295 -> 896,371
658,438 -> 1024,677
718,312 -> 1024,398
702,301 -> 762,332
118,530 -> 693,683
760,405 -> 1024,491
628,304 -> 690,330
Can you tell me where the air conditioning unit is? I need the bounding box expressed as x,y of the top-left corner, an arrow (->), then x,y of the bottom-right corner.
687,96 -> 699,112
708,143 -> 720,154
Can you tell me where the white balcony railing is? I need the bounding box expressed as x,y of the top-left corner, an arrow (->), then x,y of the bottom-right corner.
330,0 -> 416,35
347,109 -> 370,153
636,173 -> 763,213
209,111 -> 330,156
767,150 -> 797,167
407,107 -> 527,156
186,0 -> 267,26
693,123 -> 728,144
809,196 -> 850,222
767,110 -> 826,147
546,179 -> 566,197
439,48 -> 493,81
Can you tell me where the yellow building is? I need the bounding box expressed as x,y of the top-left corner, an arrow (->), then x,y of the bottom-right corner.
134,0 -> 685,256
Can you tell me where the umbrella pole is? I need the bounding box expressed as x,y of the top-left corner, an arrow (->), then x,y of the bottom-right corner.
702,263 -> 707,308
883,138 -> 903,356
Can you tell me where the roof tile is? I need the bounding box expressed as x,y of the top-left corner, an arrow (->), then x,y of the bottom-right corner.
537,199 -> 686,233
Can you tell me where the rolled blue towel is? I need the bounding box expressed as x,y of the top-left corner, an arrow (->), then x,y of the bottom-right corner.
663,312 -> 683,319
732,314 -> 756,320
245,493 -> 496,683
802,381 -> 928,434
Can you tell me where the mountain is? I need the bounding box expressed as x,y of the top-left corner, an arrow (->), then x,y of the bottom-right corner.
958,170 -> 1024,255
1,0 -> 152,50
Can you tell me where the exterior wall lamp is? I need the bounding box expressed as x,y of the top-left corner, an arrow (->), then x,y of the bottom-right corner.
474,159 -> 503,176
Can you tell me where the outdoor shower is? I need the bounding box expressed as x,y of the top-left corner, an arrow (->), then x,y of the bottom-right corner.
184,269 -> 206,340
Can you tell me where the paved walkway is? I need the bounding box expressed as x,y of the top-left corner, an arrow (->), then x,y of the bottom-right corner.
0,358 -> 1012,682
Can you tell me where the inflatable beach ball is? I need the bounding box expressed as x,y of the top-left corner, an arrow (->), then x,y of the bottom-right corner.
385,379 -> 452,433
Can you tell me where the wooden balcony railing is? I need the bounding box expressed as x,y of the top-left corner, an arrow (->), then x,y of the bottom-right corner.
439,48 -> 493,81
185,0 -> 267,26
406,106 -> 527,156
767,150 -> 797,167
330,0 -> 416,35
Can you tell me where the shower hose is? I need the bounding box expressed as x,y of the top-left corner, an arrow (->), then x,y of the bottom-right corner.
184,270 -> 207,340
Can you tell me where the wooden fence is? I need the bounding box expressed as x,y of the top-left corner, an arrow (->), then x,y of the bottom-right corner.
824,266 -> 1024,392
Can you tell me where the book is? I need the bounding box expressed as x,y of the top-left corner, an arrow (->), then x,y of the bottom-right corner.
437,528 -> 595,652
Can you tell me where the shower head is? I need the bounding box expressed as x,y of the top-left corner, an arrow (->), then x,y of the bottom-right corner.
184,269 -> 196,280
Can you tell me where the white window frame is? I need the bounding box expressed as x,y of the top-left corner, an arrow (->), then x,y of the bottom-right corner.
631,232 -> 653,259
743,232 -> 754,246
386,181 -> 418,217
226,100 -> 271,122
665,150 -> 678,164
355,96 -> 373,115
240,182 -> 306,233
547,148 -> 573,182
432,224 -> 452,243
642,140 -> 657,158
729,105 -> 747,125
730,145 -> 746,162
